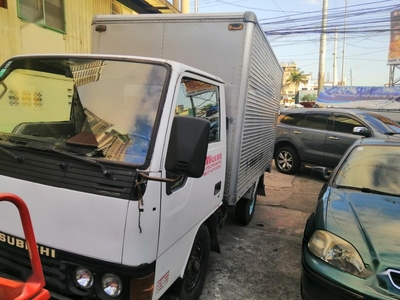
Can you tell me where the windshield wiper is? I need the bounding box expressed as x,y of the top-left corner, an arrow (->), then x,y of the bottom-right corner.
360,187 -> 400,197
336,185 -> 399,197
45,148 -> 113,177
16,140 -> 112,177
0,145 -> 24,162
0,135 -> 112,177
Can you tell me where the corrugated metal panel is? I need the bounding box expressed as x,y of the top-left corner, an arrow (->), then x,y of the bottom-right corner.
235,25 -> 283,200
65,0 -> 112,54
21,23 -> 66,54
143,0 -> 179,13
0,2 -> 22,64
0,1 -> 113,63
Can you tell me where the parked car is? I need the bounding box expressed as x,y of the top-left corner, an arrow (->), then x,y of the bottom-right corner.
274,108 -> 400,174
301,137 -> 400,300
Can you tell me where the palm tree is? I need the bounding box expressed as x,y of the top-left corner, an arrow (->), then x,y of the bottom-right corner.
286,69 -> 308,103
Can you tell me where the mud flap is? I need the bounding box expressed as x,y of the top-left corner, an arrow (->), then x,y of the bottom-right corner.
206,213 -> 221,253
256,174 -> 266,197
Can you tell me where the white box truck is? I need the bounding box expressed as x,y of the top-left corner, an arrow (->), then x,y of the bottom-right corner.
0,12 -> 282,300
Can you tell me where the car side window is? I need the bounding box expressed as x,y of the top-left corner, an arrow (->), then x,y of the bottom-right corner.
279,113 -> 304,125
297,113 -> 328,130
332,115 -> 363,134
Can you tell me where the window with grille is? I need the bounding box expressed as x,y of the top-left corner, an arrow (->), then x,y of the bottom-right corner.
18,0 -> 65,32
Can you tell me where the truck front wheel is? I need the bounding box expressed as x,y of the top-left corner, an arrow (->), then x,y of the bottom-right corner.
235,183 -> 257,225
180,224 -> 210,300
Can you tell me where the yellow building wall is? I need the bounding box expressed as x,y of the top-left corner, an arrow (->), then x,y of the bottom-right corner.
64,0 -> 112,53
0,2 -> 21,63
0,0 -> 114,65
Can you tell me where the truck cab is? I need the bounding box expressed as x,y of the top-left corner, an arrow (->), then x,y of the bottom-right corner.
0,54 -> 226,300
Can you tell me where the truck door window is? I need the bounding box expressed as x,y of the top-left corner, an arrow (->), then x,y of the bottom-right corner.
176,77 -> 220,143
167,77 -> 220,194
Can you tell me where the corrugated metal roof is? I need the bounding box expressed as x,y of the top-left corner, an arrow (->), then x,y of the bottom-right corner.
121,0 -> 180,14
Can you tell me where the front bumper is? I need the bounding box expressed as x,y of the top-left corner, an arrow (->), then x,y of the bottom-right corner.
301,258 -> 365,300
301,246 -> 400,300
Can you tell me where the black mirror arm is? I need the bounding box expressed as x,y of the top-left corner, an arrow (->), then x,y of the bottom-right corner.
138,172 -> 182,183
0,81 -> 8,99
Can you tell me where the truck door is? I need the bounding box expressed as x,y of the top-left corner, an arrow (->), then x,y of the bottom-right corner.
157,74 -> 226,264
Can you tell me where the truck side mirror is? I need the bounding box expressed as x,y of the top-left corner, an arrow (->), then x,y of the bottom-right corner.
165,116 -> 210,178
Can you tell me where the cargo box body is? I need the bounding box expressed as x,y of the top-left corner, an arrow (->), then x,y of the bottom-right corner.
92,12 -> 283,205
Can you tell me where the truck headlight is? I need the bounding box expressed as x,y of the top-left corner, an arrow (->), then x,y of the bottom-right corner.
308,230 -> 369,278
101,273 -> 122,297
74,267 -> 93,289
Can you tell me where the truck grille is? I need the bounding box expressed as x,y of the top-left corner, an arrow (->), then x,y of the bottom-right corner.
0,149 -> 138,201
0,240 -> 66,293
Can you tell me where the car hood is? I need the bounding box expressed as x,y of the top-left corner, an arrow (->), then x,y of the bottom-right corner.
325,188 -> 400,271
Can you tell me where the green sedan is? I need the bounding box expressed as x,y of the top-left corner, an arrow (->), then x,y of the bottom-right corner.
302,137 -> 400,300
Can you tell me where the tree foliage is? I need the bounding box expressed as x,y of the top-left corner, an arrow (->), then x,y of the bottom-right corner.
300,93 -> 317,102
286,69 -> 309,104
286,69 -> 308,87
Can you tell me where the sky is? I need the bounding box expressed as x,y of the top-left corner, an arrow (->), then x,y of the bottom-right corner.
188,0 -> 400,87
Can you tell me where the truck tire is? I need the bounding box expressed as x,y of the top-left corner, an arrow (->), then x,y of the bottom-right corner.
235,183 -> 257,225
180,224 -> 210,300
275,146 -> 301,174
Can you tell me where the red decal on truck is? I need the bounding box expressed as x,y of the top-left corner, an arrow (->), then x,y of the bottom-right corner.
156,270 -> 170,293
203,153 -> 222,176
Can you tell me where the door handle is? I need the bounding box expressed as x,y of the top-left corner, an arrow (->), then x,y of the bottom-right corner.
328,136 -> 339,140
293,130 -> 301,134
214,181 -> 221,195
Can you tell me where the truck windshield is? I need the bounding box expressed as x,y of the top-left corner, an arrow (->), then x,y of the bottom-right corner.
0,57 -> 168,166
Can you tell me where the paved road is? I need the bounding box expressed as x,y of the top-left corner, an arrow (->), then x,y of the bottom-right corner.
200,165 -> 325,300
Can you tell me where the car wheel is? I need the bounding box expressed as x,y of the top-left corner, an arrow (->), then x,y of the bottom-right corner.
275,146 -> 301,174
235,182 -> 257,225
180,225 -> 210,300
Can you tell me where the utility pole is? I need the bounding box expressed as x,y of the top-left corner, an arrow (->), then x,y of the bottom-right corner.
341,0 -> 348,86
318,0 -> 328,93
194,0 -> 198,12
350,68 -> 353,86
333,29 -> 338,85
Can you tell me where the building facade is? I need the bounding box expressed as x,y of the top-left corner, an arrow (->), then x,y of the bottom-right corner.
0,0 -> 183,64
280,61 -> 317,107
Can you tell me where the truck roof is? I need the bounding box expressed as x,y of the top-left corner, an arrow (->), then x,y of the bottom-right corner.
92,11 -> 258,24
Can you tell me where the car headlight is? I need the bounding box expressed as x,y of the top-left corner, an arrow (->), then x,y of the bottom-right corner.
308,230 -> 369,278
101,273 -> 122,297
74,267 -> 94,289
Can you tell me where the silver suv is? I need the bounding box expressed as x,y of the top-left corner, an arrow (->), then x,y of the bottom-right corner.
274,108 -> 400,174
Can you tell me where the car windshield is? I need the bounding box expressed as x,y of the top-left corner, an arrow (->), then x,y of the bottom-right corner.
363,112 -> 400,134
334,144 -> 400,195
0,56 -> 168,166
